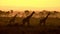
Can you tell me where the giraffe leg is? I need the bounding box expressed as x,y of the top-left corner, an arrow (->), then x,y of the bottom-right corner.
39,23 -> 41,26
40,21 -> 43,26
22,21 -> 26,26
43,21 -> 46,26
27,21 -> 30,26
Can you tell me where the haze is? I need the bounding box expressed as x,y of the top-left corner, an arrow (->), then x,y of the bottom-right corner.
0,0 -> 60,11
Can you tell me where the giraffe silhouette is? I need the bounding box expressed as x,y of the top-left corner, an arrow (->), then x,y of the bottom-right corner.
8,13 -> 18,26
22,11 -> 35,26
39,12 -> 50,26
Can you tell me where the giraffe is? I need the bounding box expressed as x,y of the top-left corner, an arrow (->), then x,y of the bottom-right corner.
22,11 -> 35,26
8,13 -> 18,26
39,12 -> 51,26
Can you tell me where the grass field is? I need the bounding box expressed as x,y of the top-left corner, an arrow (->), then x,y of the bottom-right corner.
0,17 -> 60,34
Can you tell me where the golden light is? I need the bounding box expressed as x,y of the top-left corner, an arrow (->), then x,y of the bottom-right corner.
0,0 -> 60,11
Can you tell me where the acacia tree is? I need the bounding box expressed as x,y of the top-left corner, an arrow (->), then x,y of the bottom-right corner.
53,11 -> 59,18
10,10 -> 13,13
24,10 -> 30,17
0,10 -> 3,17
0,10 -> 6,17
5,11 -> 10,17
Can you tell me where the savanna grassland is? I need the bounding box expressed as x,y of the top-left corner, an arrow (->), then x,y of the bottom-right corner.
0,17 -> 60,34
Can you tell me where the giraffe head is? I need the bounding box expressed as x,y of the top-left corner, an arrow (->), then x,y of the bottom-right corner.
48,12 -> 51,15
32,11 -> 35,14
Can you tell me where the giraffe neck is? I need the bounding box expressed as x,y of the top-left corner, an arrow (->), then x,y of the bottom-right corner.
26,12 -> 34,19
44,14 -> 49,19
9,14 -> 18,23
13,14 -> 17,19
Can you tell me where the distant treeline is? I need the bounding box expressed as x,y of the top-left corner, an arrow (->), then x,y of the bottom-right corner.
0,10 -> 60,18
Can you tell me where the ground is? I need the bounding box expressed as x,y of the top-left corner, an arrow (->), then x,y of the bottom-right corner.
0,17 -> 60,34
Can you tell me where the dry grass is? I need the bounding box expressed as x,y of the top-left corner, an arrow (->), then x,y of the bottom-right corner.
0,17 -> 60,34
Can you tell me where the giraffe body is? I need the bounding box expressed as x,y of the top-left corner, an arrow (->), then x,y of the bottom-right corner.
39,12 -> 50,26
8,13 -> 18,26
22,11 -> 35,26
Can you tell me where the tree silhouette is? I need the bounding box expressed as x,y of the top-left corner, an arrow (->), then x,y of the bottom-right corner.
54,11 -> 59,14
24,10 -> 30,16
0,10 -> 3,16
10,10 -> 13,13
5,11 -> 10,17
53,11 -> 59,18
39,11 -> 44,18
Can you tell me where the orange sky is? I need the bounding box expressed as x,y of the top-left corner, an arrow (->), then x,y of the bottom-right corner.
0,0 -> 60,11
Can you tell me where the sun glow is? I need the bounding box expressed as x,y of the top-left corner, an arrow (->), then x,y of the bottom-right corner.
0,0 -> 60,11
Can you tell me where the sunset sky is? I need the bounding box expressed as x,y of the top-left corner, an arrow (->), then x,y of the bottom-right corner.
0,0 -> 60,11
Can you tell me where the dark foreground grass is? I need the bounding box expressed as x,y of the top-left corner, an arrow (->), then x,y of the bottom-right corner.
0,17 -> 60,34
0,25 -> 60,34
